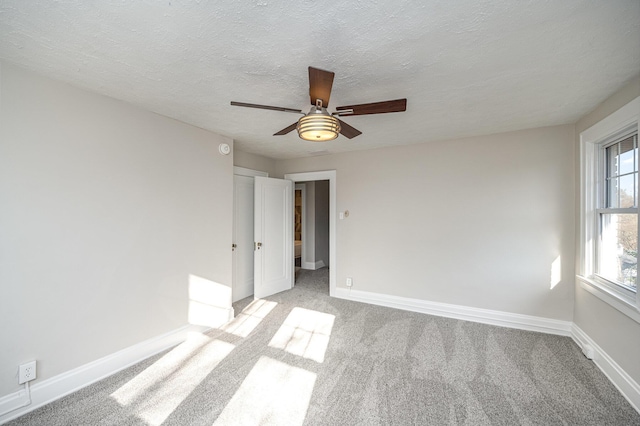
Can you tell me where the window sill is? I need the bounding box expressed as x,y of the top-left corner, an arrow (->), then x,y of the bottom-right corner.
577,275 -> 640,324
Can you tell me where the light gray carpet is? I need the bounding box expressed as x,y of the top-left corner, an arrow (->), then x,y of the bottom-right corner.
8,268 -> 640,425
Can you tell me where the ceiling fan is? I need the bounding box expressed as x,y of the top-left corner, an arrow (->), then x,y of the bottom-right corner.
230,67 -> 407,142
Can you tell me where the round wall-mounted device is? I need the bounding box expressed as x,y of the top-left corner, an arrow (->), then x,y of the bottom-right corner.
218,143 -> 231,155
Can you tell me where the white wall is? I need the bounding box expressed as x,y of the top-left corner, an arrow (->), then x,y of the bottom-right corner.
276,124 -> 576,321
573,74 -> 640,383
233,149 -> 276,176
0,62 -> 233,398
304,182 -> 316,268
314,180 -> 330,267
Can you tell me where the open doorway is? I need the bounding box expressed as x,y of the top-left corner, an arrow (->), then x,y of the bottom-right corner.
286,170 -> 336,296
231,169 -> 336,303
294,180 -> 330,287
294,184 -> 304,282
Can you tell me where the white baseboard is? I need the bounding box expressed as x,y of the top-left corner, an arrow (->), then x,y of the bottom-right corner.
571,324 -> 640,413
333,287 -> 572,336
0,389 -> 29,422
302,260 -> 326,270
0,324 -> 210,425
2,292 -> 637,421
333,287 -> 639,414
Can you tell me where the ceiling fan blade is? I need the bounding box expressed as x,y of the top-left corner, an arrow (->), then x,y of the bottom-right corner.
273,122 -> 299,136
230,101 -> 302,114
335,98 -> 407,116
337,119 -> 362,139
309,67 -> 335,107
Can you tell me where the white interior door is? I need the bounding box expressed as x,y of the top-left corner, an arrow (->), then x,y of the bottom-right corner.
232,175 -> 255,302
254,176 -> 294,299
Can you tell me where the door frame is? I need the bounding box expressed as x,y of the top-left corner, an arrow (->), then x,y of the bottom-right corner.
284,170 -> 337,297
294,184 -> 306,271
234,166 -> 268,178
232,166 -> 268,303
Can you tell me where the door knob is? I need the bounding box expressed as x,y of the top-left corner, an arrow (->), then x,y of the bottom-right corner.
232,243 -> 237,251
255,242 -> 262,250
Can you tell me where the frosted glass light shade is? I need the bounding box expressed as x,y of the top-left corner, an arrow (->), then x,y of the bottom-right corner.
297,110 -> 341,141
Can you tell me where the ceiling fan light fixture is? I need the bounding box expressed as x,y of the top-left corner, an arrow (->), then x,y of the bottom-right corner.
231,67 -> 407,140
297,107 -> 341,142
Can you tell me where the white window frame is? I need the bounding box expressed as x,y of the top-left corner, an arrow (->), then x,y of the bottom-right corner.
579,96 -> 640,323
597,134 -> 639,288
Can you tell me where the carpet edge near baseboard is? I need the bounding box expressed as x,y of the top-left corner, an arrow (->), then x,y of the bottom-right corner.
0,323 -> 214,425
334,286 -> 639,415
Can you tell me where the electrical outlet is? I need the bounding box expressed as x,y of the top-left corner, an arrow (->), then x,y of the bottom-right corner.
18,361 -> 37,384
346,277 -> 353,287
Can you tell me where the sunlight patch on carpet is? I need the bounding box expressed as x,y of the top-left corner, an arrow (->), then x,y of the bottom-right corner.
111,336 -> 234,425
111,332 -> 210,405
214,356 -> 316,426
220,298 -> 277,337
269,307 -> 335,363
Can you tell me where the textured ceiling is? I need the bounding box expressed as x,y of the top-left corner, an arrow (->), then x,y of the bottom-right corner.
1,1 -> 639,159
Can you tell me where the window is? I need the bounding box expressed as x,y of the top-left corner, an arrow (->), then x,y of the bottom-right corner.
597,133 -> 638,291
579,96 -> 640,322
